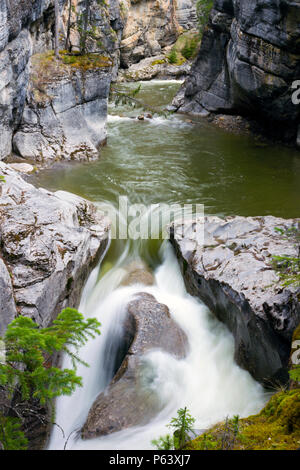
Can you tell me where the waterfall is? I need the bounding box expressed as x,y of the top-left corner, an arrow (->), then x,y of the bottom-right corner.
49,227 -> 267,450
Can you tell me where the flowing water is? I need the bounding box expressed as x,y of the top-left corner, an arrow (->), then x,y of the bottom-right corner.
30,80 -> 300,450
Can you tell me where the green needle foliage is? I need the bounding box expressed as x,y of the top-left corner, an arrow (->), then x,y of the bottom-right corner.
0,416 -> 28,450
0,308 -> 101,449
167,48 -> 178,64
289,367 -> 300,383
197,0 -> 214,35
152,407 -> 196,450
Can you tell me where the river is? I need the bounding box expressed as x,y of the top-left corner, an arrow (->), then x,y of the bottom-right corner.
30,80 -> 300,450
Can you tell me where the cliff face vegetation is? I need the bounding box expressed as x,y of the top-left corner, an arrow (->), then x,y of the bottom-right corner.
173,0 -> 300,147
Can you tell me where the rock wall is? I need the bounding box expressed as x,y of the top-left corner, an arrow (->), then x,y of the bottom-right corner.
0,162 -> 110,333
0,0 -> 124,162
120,0 -> 180,68
13,55 -> 113,162
120,0 -> 198,69
176,0 -> 198,30
173,0 -> 300,146
170,216 -> 300,386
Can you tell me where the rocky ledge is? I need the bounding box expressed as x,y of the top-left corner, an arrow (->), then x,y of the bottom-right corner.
81,292 -> 187,438
0,162 -> 110,333
170,216 -> 300,387
118,55 -> 191,82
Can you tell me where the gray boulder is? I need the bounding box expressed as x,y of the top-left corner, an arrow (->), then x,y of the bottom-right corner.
118,55 -> 192,82
81,292 -> 187,438
170,216 -> 300,386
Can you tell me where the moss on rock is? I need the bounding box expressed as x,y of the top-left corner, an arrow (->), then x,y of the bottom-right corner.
188,390 -> 300,450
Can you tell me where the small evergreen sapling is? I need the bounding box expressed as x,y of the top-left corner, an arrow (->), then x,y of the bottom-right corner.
152,407 -> 196,450
0,308 -> 101,449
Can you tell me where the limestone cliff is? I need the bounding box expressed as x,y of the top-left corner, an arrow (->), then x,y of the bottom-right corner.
120,0 -> 198,68
0,0 -> 124,162
173,0 -> 300,147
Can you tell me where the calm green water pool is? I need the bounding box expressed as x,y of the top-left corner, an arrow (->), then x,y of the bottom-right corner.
31,80 -> 300,218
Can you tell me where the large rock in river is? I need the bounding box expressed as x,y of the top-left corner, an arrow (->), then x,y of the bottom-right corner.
170,216 -> 300,386
81,292 -> 187,438
0,162 -> 110,331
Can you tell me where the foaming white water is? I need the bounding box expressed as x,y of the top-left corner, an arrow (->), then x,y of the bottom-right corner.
141,79 -> 185,85
49,242 -> 267,450
107,114 -> 133,123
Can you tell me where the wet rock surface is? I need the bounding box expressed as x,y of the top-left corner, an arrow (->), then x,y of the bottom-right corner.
170,216 -> 300,386
173,0 -> 300,147
81,292 -> 187,438
0,162 -> 110,330
121,260 -> 155,286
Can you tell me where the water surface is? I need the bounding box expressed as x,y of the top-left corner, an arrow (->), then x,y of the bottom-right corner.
35,80 -> 299,450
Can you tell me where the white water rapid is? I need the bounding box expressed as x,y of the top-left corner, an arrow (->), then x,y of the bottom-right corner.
49,230 -> 268,450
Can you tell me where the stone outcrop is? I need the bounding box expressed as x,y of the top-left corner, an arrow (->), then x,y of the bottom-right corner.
61,0 -> 124,79
173,0 -> 300,146
170,216 -> 300,386
13,54 -> 113,162
120,0 -> 181,69
0,0 -> 124,162
0,161 -> 110,332
81,292 -> 187,438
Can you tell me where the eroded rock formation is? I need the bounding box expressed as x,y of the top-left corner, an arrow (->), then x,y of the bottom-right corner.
0,162 -> 110,332
0,0 -> 124,162
82,292 -> 187,438
170,216 -> 300,386
173,0 -> 300,146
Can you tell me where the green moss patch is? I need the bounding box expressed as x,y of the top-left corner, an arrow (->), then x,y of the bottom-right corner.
188,390 -> 300,450
60,51 -> 113,70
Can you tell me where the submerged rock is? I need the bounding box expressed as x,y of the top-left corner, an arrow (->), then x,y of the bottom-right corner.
81,292 -> 187,438
170,216 -> 300,386
0,162 -> 110,329
121,260 -> 155,286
